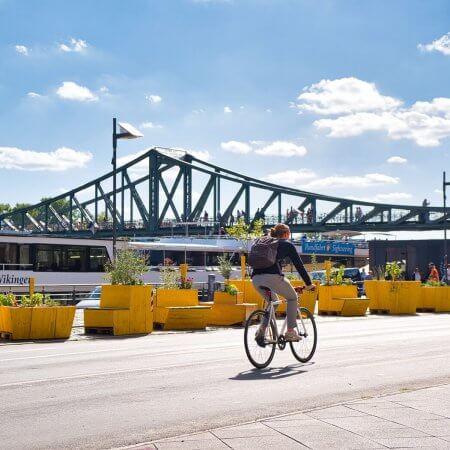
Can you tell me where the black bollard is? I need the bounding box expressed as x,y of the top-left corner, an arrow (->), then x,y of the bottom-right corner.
207,274 -> 216,301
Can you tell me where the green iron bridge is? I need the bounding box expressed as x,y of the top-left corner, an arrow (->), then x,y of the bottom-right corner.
0,148 -> 447,237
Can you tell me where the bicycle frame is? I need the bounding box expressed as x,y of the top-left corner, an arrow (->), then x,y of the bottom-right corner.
263,295 -> 309,343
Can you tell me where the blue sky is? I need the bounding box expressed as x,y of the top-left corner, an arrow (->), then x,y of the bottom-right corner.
1,0 -> 450,236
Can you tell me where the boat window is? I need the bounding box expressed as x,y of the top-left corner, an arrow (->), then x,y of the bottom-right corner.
19,245 -> 30,267
89,247 -> 109,272
36,245 -> 53,271
0,243 -> 18,267
66,247 -> 87,271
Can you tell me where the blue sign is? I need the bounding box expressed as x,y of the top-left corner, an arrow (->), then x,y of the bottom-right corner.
302,240 -> 355,256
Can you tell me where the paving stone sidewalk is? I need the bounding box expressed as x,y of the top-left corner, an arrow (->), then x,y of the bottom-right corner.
127,383 -> 450,449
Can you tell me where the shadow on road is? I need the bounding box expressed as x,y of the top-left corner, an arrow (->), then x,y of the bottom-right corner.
230,363 -> 313,381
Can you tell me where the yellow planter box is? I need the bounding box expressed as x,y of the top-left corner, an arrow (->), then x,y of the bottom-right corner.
213,291 -> 244,305
85,285 -> 153,336
318,285 -> 358,313
0,306 -> 75,340
229,280 -> 263,307
376,281 -> 417,314
208,303 -> 256,326
365,280 -> 381,310
154,305 -> 211,330
155,289 -> 198,307
436,287 -> 450,312
420,286 -> 450,312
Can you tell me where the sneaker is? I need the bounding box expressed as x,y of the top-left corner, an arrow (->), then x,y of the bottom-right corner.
284,330 -> 301,342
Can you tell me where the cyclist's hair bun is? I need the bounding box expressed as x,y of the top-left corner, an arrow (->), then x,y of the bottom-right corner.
270,223 -> 290,238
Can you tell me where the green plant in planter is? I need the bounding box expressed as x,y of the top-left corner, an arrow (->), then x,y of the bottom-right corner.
310,253 -> 320,272
19,293 -> 58,307
424,280 -> 446,287
0,293 -> 17,306
223,283 -> 239,295
217,254 -> 233,280
385,261 -> 402,282
159,265 -> 180,289
105,248 -> 147,285
285,273 -> 299,281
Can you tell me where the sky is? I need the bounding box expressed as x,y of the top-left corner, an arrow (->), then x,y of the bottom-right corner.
1,0 -> 450,239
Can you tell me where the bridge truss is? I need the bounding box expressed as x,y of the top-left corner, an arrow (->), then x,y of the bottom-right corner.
0,148 -> 448,236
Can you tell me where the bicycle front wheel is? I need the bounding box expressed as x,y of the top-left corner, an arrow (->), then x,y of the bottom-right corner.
290,307 -> 317,363
244,310 -> 276,369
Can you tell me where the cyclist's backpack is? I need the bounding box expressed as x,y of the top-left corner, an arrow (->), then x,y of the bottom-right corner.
248,236 -> 279,269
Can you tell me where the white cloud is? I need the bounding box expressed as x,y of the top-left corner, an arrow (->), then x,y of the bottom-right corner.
188,150 -> 211,161
434,189 -> 443,195
297,77 -> 450,147
27,92 -> 42,98
56,81 -> 98,102
411,97 -> 450,116
59,38 -> 87,53
99,86 -> 109,93
255,141 -> 307,157
314,110 -> 450,147
304,173 -> 399,189
263,169 -> 317,185
15,45 -> 29,56
387,156 -> 407,164
220,140 -> 252,154
140,121 -> 163,129
146,94 -> 162,104
224,106 -> 232,114
297,77 -> 401,115
418,32 -> 450,56
0,147 -> 92,171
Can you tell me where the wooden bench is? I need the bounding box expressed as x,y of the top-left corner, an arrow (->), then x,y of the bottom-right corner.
84,285 -> 153,336
208,291 -> 256,326
153,289 -> 211,330
318,285 -> 369,316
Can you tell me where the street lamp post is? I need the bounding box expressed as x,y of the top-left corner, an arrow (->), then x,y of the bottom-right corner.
444,171 -> 450,284
112,118 -> 143,259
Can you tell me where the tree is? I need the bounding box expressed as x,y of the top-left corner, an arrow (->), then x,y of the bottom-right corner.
226,217 -> 264,254
0,203 -> 11,214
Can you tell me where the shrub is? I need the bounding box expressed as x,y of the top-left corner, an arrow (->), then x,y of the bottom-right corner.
159,265 -> 180,289
0,293 -> 17,306
223,283 -> 239,295
105,248 -> 147,285
285,273 -> 299,281
217,254 -> 233,280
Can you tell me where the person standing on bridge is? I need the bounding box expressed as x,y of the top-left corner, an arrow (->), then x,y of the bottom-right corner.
249,223 -> 315,342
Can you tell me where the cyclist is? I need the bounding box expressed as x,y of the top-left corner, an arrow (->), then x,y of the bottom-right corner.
251,223 -> 315,342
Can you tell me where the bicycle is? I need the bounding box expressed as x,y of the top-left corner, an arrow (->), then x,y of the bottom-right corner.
244,285 -> 317,369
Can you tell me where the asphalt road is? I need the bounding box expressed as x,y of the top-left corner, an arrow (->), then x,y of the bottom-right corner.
1,313 -> 450,450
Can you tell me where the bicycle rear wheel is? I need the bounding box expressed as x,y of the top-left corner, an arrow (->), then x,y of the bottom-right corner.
244,310 -> 276,369
290,307 -> 317,363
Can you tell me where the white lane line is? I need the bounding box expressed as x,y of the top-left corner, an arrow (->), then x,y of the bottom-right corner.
0,342 -> 241,363
0,350 -> 447,390
2,324 -> 449,362
0,357 -> 237,388
0,346 -> 59,354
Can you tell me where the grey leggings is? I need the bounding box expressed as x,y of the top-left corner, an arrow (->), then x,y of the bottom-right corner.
252,274 -> 298,328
